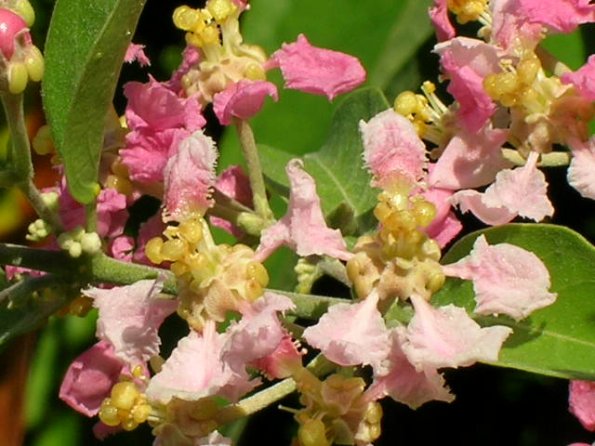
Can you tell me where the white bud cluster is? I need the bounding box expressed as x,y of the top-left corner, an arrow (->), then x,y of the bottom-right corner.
57,226 -> 102,258
25,218 -> 50,241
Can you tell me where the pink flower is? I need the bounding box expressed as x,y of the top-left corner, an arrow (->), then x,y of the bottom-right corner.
516,0 -> 595,33
124,43 -> 150,67
400,295 -> 512,369
0,8 -> 29,60
210,166 -> 253,237
428,127 -> 510,190
267,34 -> 366,100
252,335 -> 303,379
255,159 -> 351,261
451,152 -> 554,225
359,109 -> 427,187
568,137 -> 595,200
562,55 -> 595,102
490,0 -> 544,52
569,380 -> 595,431
303,291 -> 391,369
434,37 -> 501,133
59,341 -> 126,417
213,80 -> 278,125
163,131 -> 218,221
443,235 -> 556,320
85,279 -> 177,366
429,0 -> 456,42
146,322 -> 255,404
367,329 -> 454,409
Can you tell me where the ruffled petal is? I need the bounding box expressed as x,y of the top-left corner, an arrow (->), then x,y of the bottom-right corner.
303,291 -> 390,369
213,80 -> 278,125
569,380 -> 595,431
124,43 -> 150,67
562,55 -> 595,101
429,0 -> 456,41
568,137 -> 595,200
517,0 -> 595,33
210,166 -> 253,236
268,34 -> 366,100
401,295 -> 512,369
442,235 -> 556,320
255,159 -> 351,261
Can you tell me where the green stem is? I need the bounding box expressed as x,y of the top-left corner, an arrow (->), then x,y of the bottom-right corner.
501,148 -> 571,167
1,93 -> 63,232
235,119 -> 273,221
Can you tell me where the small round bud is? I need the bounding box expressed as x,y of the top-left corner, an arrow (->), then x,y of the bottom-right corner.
33,126 -> 55,155
68,241 -> 82,258
15,0 -> 35,27
394,91 -> 418,116
8,61 -> 28,94
24,45 -> 43,81
80,232 -> 102,254
98,403 -> 120,427
110,381 -> 139,411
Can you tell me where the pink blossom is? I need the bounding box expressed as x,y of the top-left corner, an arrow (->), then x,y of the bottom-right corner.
359,109 -> 426,186
451,152 -> 554,225
429,0 -> 456,42
569,380 -> 595,431
428,127 -> 510,190
167,46 -> 201,94
84,279 -> 177,365
59,341 -> 126,417
0,8 -> 29,60
163,131 -> 218,221
516,0 -> 595,33
303,291 -> 390,369
213,80 -> 278,125
422,187 -> 462,247
562,55 -> 595,102
434,37 -> 501,133
267,34 -> 366,100
252,335 -> 303,379
443,235 -> 556,320
109,235 -> 134,261
367,329 -> 453,409
400,295 -> 512,369
210,166 -> 253,236
255,159 -> 351,261
490,0 -> 544,52
124,43 -> 150,67
146,322 -> 255,404
568,137 -> 595,200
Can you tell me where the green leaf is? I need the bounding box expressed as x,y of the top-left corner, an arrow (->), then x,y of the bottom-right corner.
43,0 -> 146,203
259,87 -> 388,224
433,224 -> 595,380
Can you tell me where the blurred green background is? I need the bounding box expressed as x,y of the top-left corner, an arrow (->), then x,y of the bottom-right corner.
0,0 -> 593,445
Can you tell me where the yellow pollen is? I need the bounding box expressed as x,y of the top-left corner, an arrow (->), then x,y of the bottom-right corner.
145,237 -> 164,264
206,0 -> 237,23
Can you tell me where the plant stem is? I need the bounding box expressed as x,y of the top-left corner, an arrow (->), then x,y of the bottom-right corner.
1,93 -> 63,232
235,119 -> 273,222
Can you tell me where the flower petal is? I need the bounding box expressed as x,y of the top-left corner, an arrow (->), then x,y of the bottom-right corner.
213,80 -> 278,125
517,0 -> 595,33
562,55 -> 595,101
569,380 -> 595,431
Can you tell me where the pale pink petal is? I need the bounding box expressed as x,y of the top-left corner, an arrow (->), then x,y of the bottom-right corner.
434,37 -> 501,133
146,322 -> 255,404
401,295 -> 512,369
85,280 -> 177,365
163,131 -> 218,221
359,109 -> 427,186
568,137 -> 595,200
562,55 -> 595,101
428,127 -> 510,190
429,0 -> 456,41
452,152 -> 554,225
303,291 -> 391,369
213,80 -> 278,125
367,329 -> 454,409
109,235 -> 134,261
125,43 -> 151,67
210,166 -> 253,236
443,235 -> 556,320
268,34 -> 366,100
423,188 -> 462,247
490,0 -> 543,52
255,159 -> 351,261
59,341 -> 126,417
569,380 -> 595,431
517,0 -> 595,33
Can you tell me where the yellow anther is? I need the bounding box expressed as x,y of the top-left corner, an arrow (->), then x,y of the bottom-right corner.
99,401 -> 120,427
105,175 -> 134,196
366,402 -> 383,424
244,63 -> 266,81
427,271 -> 446,293
394,91 -> 418,116
497,72 -> 519,95
247,262 -> 269,287
32,125 -> 54,155
171,261 -> 189,277
24,46 -> 44,82
132,404 -> 151,423
199,24 -> 220,45
517,57 -> 540,86
412,199 -> 436,228
186,31 -> 204,48
8,62 -> 28,94
173,6 -> 202,31
483,73 -> 501,99
121,419 -> 139,431
161,238 -> 188,262
179,219 -> 203,244
145,237 -> 164,264
422,81 -> 436,94
111,381 -> 139,411
245,278 -> 263,301
298,418 -> 330,446
206,0 -> 237,22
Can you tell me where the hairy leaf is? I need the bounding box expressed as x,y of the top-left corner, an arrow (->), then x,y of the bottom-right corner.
43,0 -> 146,203
434,224 -> 595,380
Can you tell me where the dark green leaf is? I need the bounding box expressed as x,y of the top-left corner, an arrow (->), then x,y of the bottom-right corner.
433,224 -> 595,380
260,87 -> 388,223
43,0 -> 146,203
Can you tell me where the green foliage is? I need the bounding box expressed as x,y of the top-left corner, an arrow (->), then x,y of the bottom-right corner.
43,0 -> 146,203
259,88 -> 388,230
434,224 -> 595,380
